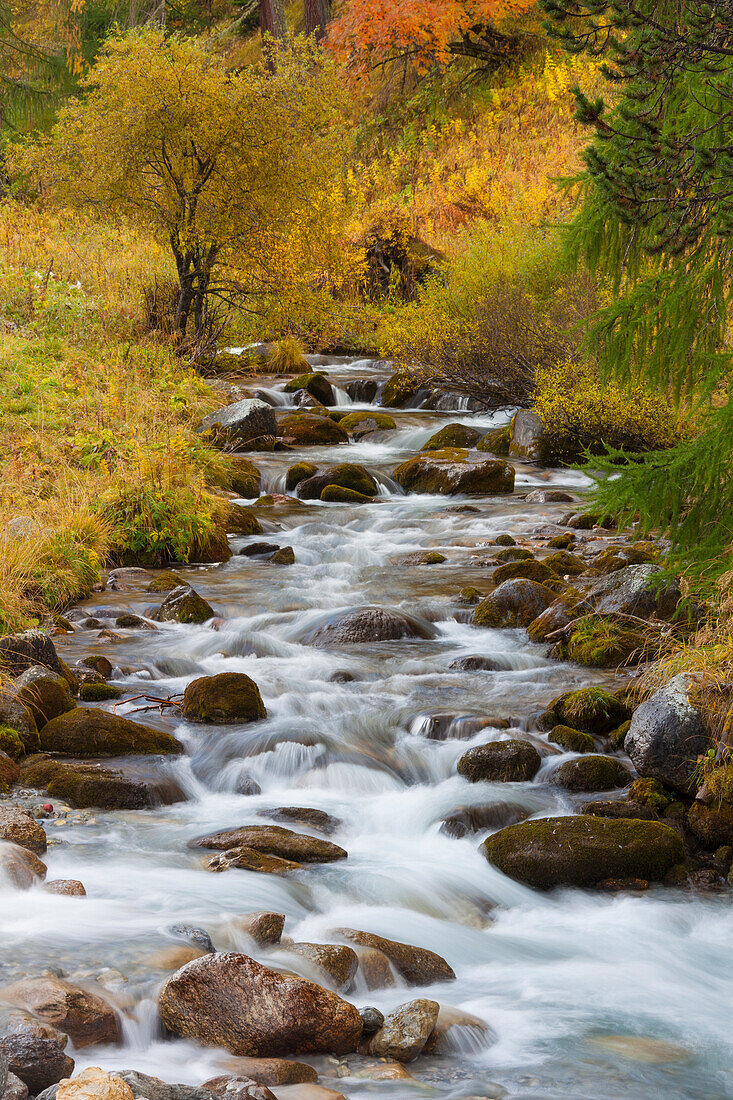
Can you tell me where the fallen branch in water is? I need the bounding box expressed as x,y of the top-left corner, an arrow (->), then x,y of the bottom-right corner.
114,693 -> 183,716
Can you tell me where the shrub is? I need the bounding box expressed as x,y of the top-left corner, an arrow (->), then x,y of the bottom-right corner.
533,359 -> 678,465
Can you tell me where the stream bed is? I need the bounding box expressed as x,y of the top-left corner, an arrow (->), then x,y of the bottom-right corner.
2,357 -> 732,1100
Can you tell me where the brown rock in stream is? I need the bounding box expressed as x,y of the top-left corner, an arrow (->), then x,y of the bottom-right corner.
0,1032 -> 74,1094
189,826 -> 346,864
0,977 -> 120,1048
286,944 -> 358,991
367,999 -> 440,1061
0,844 -> 46,890
38,710 -> 182,757
205,848 -> 300,875
333,930 -> 454,985
0,809 -> 46,855
158,953 -> 363,1056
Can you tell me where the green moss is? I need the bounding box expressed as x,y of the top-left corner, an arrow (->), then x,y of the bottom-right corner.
147,570 -> 184,593
278,415 -> 349,445
79,683 -> 121,702
494,534 -> 516,546
224,504 -> 263,536
551,754 -> 632,792
545,550 -> 586,575
549,724 -> 595,753
270,546 -> 295,564
552,687 -> 631,734
421,424 -> 482,450
477,426 -> 511,454
628,777 -> 674,811
228,457 -> 262,498
493,559 -> 559,585
320,485 -> 374,503
560,615 -> 646,668
458,586 -> 483,603
494,548 -> 533,563
608,719 -> 631,747
0,725 -> 24,760
547,533 -> 575,549
285,462 -> 319,491
381,368 -> 423,408
339,411 -> 396,432
283,372 -> 334,405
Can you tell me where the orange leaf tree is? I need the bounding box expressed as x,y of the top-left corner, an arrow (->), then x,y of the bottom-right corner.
328,0 -> 537,76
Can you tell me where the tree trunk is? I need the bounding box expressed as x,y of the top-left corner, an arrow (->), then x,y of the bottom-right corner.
259,0 -> 285,39
304,0 -> 330,40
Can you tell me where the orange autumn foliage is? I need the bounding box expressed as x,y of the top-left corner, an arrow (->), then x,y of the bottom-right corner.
328,0 -> 536,74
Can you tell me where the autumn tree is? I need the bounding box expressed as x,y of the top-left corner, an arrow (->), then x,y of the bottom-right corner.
328,0 -> 537,77
305,0 -> 330,40
259,0 -> 285,39
19,28 -> 344,342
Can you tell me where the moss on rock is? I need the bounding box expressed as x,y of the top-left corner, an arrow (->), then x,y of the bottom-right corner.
457,739 -> 542,783
0,725 -> 24,760
477,426 -> 511,454
39,708 -> 183,756
320,485 -> 374,503
550,754 -> 633,792
229,457 -> 262,498
278,415 -> 349,446
147,571 -> 185,593
78,683 -> 121,702
493,559 -> 559,586
481,814 -> 684,887
421,424 -> 482,450
283,372 -> 335,405
559,615 -> 647,668
285,462 -> 318,491
225,504 -> 264,536
393,455 -> 514,495
182,672 -> 267,725
299,463 -> 378,500
551,688 -> 631,734
381,369 -> 422,408
339,411 -> 396,433
549,725 -> 596,753
151,585 -> 214,625
473,579 -> 555,628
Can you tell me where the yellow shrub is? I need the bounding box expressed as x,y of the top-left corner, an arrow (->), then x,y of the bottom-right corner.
533,359 -> 678,464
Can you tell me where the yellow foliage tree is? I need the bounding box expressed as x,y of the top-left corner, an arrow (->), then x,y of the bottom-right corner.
18,28 -> 345,342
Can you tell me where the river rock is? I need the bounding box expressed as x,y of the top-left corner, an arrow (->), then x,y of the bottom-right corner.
20,758 -> 186,810
296,465 -> 377,501
548,725 -> 595,753
457,740 -> 542,783
584,800 -> 657,821
115,1070 -> 214,1100
339,412 -> 395,434
587,564 -> 681,620
0,808 -> 46,855
283,373 -> 334,406
56,1068 -> 132,1100
0,1033 -> 73,1095
199,400 -> 278,449
546,688 -> 631,735
205,848 -> 300,875
203,1062 -> 316,1088
13,669 -> 76,730
158,953 -> 363,1056
440,803 -> 529,837
234,913 -> 286,946
190,826 -> 346,864
0,752 -> 20,790
473,580 -> 555,628
44,880 -> 87,896
224,506 -> 264,538
421,424 -> 482,451
38,710 -> 182,757
260,808 -> 341,836
508,411 -> 545,460
0,695 -> 37,758
422,1005 -> 491,1054
182,673 -> 266,725
687,800 -> 733,847
624,675 -> 711,795
368,999 -> 439,1062
345,379 -> 378,403
304,607 -> 436,647
3,1071 -> 27,1100
0,978 -> 120,1047
0,843 -> 46,890
392,456 -> 514,495
481,815 -> 684,888
550,755 -> 633,792
151,586 -> 214,625
78,656 -> 113,679
0,633 -> 65,679
0,1048 -> 5,1096
229,457 -> 262,498
334,930 -> 454,985
270,1087 -> 345,1100
277,416 -> 348,446
448,656 -> 503,672
286,945 -> 358,991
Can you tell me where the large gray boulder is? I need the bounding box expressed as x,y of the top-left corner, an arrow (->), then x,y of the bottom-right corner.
303,607 -> 437,647
198,400 -> 277,449
624,675 -> 711,795
508,411 -> 545,460
587,565 -> 681,621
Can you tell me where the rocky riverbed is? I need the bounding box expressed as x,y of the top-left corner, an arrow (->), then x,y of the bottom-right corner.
1,355 -> 732,1100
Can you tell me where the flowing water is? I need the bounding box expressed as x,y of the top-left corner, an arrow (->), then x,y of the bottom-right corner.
2,357 -> 732,1100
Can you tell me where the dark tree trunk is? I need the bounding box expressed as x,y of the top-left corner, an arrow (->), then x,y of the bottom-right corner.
259,0 -> 285,39
304,0 -> 330,40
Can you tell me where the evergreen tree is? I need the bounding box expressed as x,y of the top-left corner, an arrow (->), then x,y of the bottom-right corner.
541,1 -> 733,586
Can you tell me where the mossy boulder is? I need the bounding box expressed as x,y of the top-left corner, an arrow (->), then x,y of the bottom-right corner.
587,564 -> 681,621
0,694 -> 38,752
339,411 -> 396,433
549,688 -> 631,735
147,571 -> 184,593
229,457 -> 262,498
198,399 -> 277,450
549,725 -> 596,753
304,606 -> 436,647
457,740 -> 542,783
320,486 -> 374,504
381,369 -> 422,408
20,757 -> 185,810
278,414 -> 349,446
392,456 -> 515,495
0,725 -> 25,760
182,672 -> 267,725
527,598 -> 581,643
399,551 -> 446,565
225,504 -> 263,536
421,424 -> 482,451
285,462 -> 318,491
78,655 -> 113,678
270,546 -> 295,564
151,586 -> 214,625
38,709 -> 183,756
508,410 -> 546,460
687,798 -> 733,848
560,617 -> 646,668
78,683 -> 121,702
548,533 -> 575,550
14,668 -> 76,730
550,754 -> 633,792
492,559 -> 559,586
0,631 -> 65,679
481,814 -> 684,887
477,426 -> 510,454
627,777 -> 674,811
0,748 -> 20,789
283,372 -> 335,405
494,548 -> 534,563
545,550 -> 586,576
298,463 -> 378,500
473,580 -> 555,628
